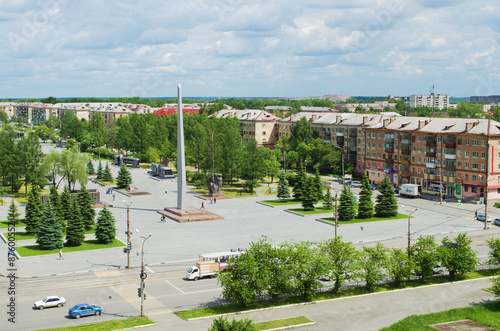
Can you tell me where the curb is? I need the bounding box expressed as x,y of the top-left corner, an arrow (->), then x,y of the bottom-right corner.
256,201 -> 275,208
264,321 -> 316,331
284,209 -> 305,217
314,218 -> 335,226
0,232 -> 21,260
187,276 -> 496,322
113,322 -> 158,330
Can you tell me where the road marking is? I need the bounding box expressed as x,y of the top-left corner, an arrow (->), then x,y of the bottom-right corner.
146,266 -> 155,273
94,270 -> 122,277
111,283 -> 164,311
165,280 -> 186,294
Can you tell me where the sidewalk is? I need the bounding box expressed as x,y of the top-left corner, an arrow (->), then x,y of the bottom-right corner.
147,277 -> 496,331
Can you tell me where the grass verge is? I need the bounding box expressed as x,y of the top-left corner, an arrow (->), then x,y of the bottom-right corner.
288,206 -> 335,215
4,227 -> 95,241
36,315 -> 154,331
174,269 -> 498,320
0,220 -> 23,229
260,199 -> 302,206
321,213 -> 411,224
255,316 -> 313,330
381,302 -> 500,330
16,239 -> 125,257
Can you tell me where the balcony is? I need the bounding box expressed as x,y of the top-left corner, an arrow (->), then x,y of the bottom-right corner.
445,142 -> 456,148
349,132 -> 357,137
337,140 -> 344,146
325,131 -> 331,136
401,149 -> 411,155
426,152 -> 436,157
445,164 -> 456,170
336,136 -> 344,142
385,148 -> 394,153
336,132 -> 344,137
401,139 -> 410,145
401,160 -> 410,165
426,163 -> 436,169
444,154 -> 457,160
426,140 -> 436,147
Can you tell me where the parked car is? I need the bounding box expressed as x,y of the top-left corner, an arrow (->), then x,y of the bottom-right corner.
416,264 -> 443,276
33,296 -> 66,310
476,213 -> 492,222
68,304 -> 102,318
350,181 -> 362,188
494,218 -> 500,226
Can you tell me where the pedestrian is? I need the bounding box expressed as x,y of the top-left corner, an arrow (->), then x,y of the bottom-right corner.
475,210 -> 477,219
58,249 -> 64,260
210,198 -> 213,204
112,194 -> 115,201
201,201 -> 205,209
214,197 -> 217,204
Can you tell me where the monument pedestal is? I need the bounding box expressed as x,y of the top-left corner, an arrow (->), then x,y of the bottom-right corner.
158,207 -> 224,223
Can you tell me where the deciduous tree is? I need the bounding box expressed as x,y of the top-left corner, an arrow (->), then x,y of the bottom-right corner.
321,237 -> 361,294
438,233 -> 479,279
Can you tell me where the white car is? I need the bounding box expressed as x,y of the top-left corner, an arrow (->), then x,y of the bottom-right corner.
350,181 -> 362,188
34,296 -> 66,310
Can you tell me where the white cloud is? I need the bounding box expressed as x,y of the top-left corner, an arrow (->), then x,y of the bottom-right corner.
0,0 -> 499,97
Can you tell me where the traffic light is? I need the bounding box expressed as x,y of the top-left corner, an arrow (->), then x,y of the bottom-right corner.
127,242 -> 132,250
143,293 -> 146,300
123,248 -> 128,253
137,288 -> 141,297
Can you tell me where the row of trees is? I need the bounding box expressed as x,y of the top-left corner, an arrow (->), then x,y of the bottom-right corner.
9,185 -> 116,248
218,234 -> 492,307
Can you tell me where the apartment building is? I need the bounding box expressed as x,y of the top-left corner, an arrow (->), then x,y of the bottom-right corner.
470,95 -> 500,104
0,102 -> 16,118
335,101 -> 397,112
213,109 -> 280,149
409,94 -> 449,109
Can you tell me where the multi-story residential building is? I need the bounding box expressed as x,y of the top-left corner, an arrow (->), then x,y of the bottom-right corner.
409,94 -> 449,109
213,109 -> 280,149
335,101 -> 397,112
0,102 -> 16,118
470,95 -> 500,104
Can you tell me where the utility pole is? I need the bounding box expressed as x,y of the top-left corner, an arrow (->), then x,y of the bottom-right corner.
439,135 -> 443,205
123,200 -> 133,268
138,232 -> 152,316
484,141 -> 490,230
401,205 -> 418,256
335,191 -> 338,237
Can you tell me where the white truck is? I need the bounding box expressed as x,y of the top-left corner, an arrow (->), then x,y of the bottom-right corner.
399,184 -> 421,198
186,250 -> 243,280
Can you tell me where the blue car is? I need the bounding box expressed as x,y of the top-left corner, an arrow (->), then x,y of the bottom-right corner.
68,304 -> 102,318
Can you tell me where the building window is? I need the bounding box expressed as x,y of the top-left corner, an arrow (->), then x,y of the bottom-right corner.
481,152 -> 486,158
418,157 -> 421,163
472,175 -> 478,181
262,131 -> 266,135
372,162 -> 375,167
465,163 -> 469,169
465,174 -> 469,180
472,163 -> 478,170
472,140 -> 479,146
457,173 -> 461,179
371,172 -> 375,177
464,186 -> 468,192
472,152 -> 478,158
465,139 -> 469,146
417,168 -> 421,174
457,162 -> 461,168
472,187 -> 477,193
437,137 -> 441,143
262,124 -> 266,128
458,150 -> 462,156
482,140 -> 486,146
481,164 -> 485,170
418,147 -> 422,152
465,151 -> 469,157
377,173 -> 380,178
418,136 -> 422,142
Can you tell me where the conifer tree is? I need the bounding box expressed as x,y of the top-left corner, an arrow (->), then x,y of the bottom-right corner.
323,188 -> 333,209
87,159 -> 95,175
103,162 -> 113,182
116,164 -> 132,189
96,160 -> 103,179
277,172 -> 291,200
338,184 -> 357,221
95,206 -> 116,244
78,186 -> 96,231
36,202 -> 64,250
59,186 -> 72,224
357,173 -> 374,219
301,177 -> 316,211
375,176 -> 398,217
49,185 -> 63,220
7,199 -> 21,226
312,168 -> 324,202
66,196 -> 85,246
24,187 -> 44,235
292,165 -> 307,201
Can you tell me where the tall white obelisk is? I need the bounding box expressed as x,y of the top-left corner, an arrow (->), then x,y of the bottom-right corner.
176,84 -> 187,210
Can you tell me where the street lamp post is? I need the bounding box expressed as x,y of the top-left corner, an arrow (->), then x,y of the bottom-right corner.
480,175 -> 489,230
401,205 -> 418,255
136,230 -> 152,316
123,200 -> 133,268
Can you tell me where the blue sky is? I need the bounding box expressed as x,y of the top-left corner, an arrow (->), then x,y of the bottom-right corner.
1,0 -> 499,98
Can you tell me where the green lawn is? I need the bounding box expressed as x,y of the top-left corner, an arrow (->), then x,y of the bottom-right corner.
0,220 -> 24,229
260,199 -> 302,206
381,302 -> 500,330
321,213 -> 411,224
255,316 -> 313,330
288,206 -> 335,215
174,268 -> 499,320
36,315 -> 154,331
16,239 -> 125,257
3,227 -> 95,241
